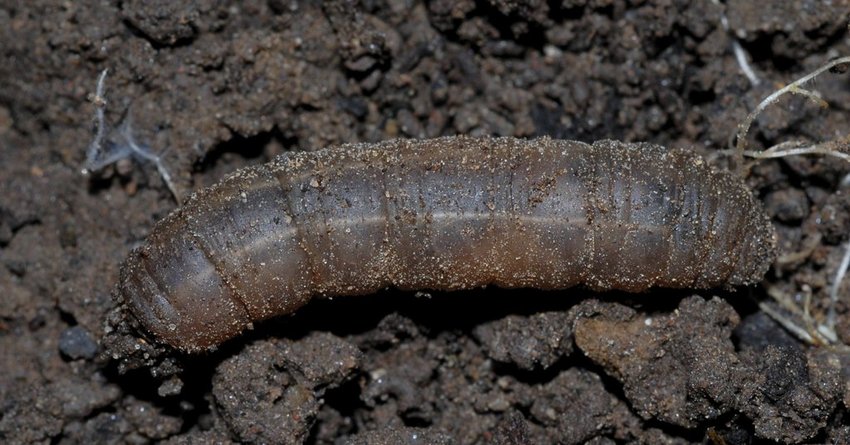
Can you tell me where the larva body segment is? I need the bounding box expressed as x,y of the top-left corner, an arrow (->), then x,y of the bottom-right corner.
117,136 -> 776,351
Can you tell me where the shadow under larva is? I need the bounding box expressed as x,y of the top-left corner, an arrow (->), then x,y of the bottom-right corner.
116,136 -> 776,352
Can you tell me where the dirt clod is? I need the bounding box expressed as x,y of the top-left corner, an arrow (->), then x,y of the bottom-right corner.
212,333 -> 361,444
574,296 -> 743,428
2,0 -> 849,443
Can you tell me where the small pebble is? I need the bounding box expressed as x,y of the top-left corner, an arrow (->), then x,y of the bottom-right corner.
59,326 -> 99,360
157,376 -> 184,397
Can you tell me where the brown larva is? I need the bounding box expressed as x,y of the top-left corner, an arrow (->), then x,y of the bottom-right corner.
117,136 -> 777,352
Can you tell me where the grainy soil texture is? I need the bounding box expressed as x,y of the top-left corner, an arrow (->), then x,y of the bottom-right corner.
2,1 -> 850,444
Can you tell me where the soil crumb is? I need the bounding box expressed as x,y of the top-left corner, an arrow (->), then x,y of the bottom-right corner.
2,0 -> 850,443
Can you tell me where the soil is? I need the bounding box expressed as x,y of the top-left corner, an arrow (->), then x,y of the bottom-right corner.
2,0 -> 850,444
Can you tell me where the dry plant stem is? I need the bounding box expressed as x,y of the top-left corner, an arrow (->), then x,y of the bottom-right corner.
82,69 -> 183,204
743,141 -> 850,163
763,286 -> 833,346
758,299 -> 819,345
710,0 -> 760,86
802,286 -> 818,338
735,55 -> 850,171
762,238 -> 850,347
82,69 -> 109,175
731,56 -> 850,347
766,285 -> 808,319
776,233 -> 821,266
731,40 -> 760,86
828,240 -> 850,332
118,118 -> 182,204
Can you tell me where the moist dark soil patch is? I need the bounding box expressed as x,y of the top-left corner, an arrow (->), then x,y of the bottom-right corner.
2,1 -> 850,444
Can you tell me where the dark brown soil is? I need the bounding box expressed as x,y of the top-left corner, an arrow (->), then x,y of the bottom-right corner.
2,1 -> 850,444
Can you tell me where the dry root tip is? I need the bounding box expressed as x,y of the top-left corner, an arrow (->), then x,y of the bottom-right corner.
761,239 -> 850,349
710,0 -> 760,86
734,55 -> 850,169
82,68 -> 110,176
742,137 -> 850,163
828,58 -> 850,74
734,56 -> 850,350
81,68 -> 183,204
827,240 -> 850,335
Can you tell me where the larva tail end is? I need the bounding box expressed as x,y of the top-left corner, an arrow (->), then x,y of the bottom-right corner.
100,300 -> 176,372
728,208 -> 778,287
115,215 -> 255,353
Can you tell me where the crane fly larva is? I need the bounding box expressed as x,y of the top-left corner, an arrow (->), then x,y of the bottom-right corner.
116,136 -> 776,351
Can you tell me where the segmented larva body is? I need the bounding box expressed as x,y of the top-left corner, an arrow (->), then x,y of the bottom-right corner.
118,137 -> 776,351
